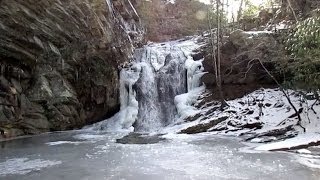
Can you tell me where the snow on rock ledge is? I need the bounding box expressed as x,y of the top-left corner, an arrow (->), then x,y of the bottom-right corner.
255,133 -> 320,151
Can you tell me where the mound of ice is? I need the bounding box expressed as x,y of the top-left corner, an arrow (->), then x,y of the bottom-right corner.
175,86 -> 205,119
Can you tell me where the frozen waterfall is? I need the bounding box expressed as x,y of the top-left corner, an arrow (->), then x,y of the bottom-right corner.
90,38 -> 205,132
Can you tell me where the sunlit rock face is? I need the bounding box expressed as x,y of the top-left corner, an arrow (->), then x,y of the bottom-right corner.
0,0 -> 143,137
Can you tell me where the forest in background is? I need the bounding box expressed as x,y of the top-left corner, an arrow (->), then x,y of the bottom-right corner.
136,0 -> 320,95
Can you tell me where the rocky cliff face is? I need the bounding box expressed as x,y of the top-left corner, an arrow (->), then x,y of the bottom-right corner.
136,0 -> 209,42
201,30 -> 285,100
0,0 -> 143,138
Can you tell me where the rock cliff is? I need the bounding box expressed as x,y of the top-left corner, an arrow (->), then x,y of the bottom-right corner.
0,0 -> 143,138
201,30 -> 285,100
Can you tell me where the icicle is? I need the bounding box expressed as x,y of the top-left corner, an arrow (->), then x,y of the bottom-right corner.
185,56 -> 204,92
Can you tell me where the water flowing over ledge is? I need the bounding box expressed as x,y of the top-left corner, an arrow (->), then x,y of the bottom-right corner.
88,37 -> 206,132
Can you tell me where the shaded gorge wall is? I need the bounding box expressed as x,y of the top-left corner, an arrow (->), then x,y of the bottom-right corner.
0,0 -> 143,138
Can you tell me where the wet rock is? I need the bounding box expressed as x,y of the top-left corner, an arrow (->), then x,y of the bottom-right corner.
0,106 -> 9,122
245,125 -> 295,141
245,110 -> 255,115
20,114 -> 50,135
185,113 -> 203,122
191,50 -> 205,61
265,103 -> 272,107
0,128 -> 24,139
0,76 -> 11,93
226,119 -> 264,130
229,30 -> 251,47
204,106 -> 220,116
240,122 -> 264,129
10,79 -> 22,94
201,73 -> 216,88
0,0 -> 143,137
179,116 -> 228,134
2,106 -> 14,120
116,133 -> 166,144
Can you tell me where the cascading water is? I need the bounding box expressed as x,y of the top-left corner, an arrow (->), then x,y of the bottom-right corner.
133,42 -> 190,131
91,37 -> 205,132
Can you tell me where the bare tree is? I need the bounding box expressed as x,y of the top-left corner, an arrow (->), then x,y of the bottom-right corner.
209,0 -> 228,109
237,0 -> 245,23
254,58 -> 306,132
287,0 -> 298,21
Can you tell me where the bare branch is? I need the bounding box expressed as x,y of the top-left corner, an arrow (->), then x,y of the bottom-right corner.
253,58 -> 306,132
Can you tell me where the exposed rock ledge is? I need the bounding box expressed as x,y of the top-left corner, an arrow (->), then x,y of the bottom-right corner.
0,0 -> 143,138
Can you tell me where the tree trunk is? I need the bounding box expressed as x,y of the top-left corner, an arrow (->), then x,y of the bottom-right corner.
255,58 -> 306,132
287,0 -> 298,21
216,0 -> 228,109
237,0 -> 244,23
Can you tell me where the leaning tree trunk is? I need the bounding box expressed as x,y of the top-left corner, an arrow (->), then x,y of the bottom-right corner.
237,0 -> 244,28
216,0 -> 228,109
255,58 -> 306,132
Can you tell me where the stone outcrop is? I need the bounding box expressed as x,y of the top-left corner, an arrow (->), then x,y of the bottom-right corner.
179,116 -> 228,134
202,30 -> 285,100
136,0 -> 209,42
0,0 -> 143,138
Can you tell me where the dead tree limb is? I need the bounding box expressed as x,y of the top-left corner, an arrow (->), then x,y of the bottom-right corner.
286,0 -> 298,22
254,58 -> 306,132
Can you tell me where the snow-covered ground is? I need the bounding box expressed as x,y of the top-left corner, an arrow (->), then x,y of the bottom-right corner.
165,88 -> 320,154
255,133 -> 320,151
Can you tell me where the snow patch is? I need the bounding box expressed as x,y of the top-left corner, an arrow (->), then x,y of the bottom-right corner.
46,141 -> 83,146
255,133 -> 320,151
297,149 -> 312,154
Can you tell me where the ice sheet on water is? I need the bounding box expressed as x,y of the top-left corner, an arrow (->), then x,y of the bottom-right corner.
296,154 -> 320,169
0,158 -> 61,176
46,141 -> 83,146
